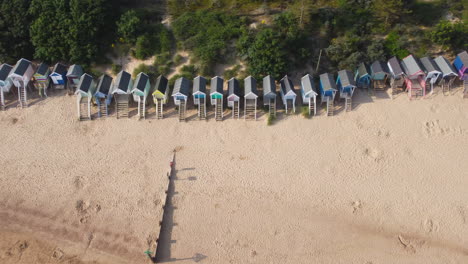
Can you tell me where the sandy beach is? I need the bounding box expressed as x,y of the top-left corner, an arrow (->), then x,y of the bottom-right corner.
1,86 -> 468,263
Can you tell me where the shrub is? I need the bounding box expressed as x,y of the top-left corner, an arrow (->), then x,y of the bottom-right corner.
267,114 -> 276,126
223,65 -> 241,80
111,64 -> 122,75
301,106 -> 310,119
174,54 -> 183,66
134,35 -> 153,60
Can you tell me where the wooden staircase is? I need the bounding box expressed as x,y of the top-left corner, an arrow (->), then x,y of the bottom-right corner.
410,88 -> 423,99
115,97 -> 129,119
244,101 -> 256,120
308,100 -> 315,116
156,99 -> 164,119
178,100 -> 186,122
198,98 -> 206,120
18,86 -> 27,108
232,101 -> 240,119
326,98 -> 334,116
373,80 -> 386,91
345,97 -> 352,112
215,98 -> 223,121
269,98 -> 276,117
138,98 -> 145,119
97,99 -> 108,118
78,97 -> 90,121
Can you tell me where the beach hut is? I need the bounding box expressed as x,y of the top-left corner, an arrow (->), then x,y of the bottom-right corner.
227,78 -> 241,119
387,57 -> 406,96
319,73 -> 338,116
66,64 -> 83,95
370,61 -> 390,91
210,76 -> 224,121
279,75 -> 296,114
453,51 -> 468,97
434,56 -> 458,94
336,70 -> 356,112
94,74 -> 113,117
0,64 -> 13,110
75,73 -> 96,120
33,63 -> 50,97
8,58 -> 34,108
420,57 -> 442,95
112,70 -> 133,119
300,74 -> 317,116
402,55 -> 426,99
244,76 -> 258,120
263,75 -> 277,117
355,63 -> 371,90
131,72 -> 151,119
192,76 -> 207,120
172,77 -> 190,121
50,63 -> 67,90
153,75 -> 170,119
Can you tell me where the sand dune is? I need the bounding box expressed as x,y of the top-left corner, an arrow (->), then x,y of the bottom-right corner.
0,87 -> 467,263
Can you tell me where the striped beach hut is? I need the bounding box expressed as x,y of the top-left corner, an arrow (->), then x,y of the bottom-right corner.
355,63 -> 371,90
210,76 -> 224,121
153,75 -> 170,119
420,57 -> 441,94
94,74 -> 113,117
75,73 -> 96,121
244,76 -> 258,120
50,63 -> 67,90
434,56 -> 458,94
370,61 -> 390,91
300,74 -> 317,116
0,64 -> 13,110
263,75 -> 276,116
336,70 -> 356,111
279,75 -> 296,114
112,70 -> 133,119
131,72 -> 151,119
9,58 -> 34,108
66,64 -> 83,95
402,55 -> 426,99
319,73 -> 338,116
33,63 -> 50,97
227,78 -> 241,119
192,76 -> 207,120
387,57 -> 406,96
172,77 -> 190,121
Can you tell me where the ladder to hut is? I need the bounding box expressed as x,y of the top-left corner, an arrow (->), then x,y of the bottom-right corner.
155,99 -> 164,119
178,100 -> 186,122
115,97 -> 129,119
78,97 -> 90,121
232,101 -> 240,119
138,98 -> 145,119
18,85 -> 28,108
269,98 -> 276,117
308,99 -> 315,116
215,98 -> 223,121
244,101 -> 256,120
198,98 -> 206,120
345,97 -> 352,112
409,88 -> 424,99
374,80 -> 386,92
425,81 -> 432,95
97,99 -> 108,118
326,98 -> 334,117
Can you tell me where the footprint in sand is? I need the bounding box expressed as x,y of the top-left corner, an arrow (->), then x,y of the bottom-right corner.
351,200 -> 363,214
422,219 -> 439,233
52,248 -> 64,260
74,176 -> 87,190
363,148 -> 383,162
75,200 -> 101,224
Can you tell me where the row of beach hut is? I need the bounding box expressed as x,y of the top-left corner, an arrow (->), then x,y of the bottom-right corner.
0,51 -> 467,117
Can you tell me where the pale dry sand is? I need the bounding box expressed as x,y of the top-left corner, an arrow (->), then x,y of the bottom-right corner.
1,86 -> 468,264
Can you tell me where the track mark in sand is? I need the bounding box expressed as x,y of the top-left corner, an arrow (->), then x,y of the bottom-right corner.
250,250 -> 257,257
422,219 -> 439,233
351,200 -> 363,214
363,148 -> 383,162
52,248 -> 64,260
3,240 -> 29,260
10,117 -> 19,124
75,200 -> 101,224
458,206 -> 467,224
74,176 -> 87,190
376,129 -> 391,138
430,104 -> 440,114
423,120 -> 465,137
174,146 -> 184,152
398,235 -> 416,253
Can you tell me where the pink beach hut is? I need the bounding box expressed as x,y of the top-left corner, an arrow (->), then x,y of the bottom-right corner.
401,55 -> 426,99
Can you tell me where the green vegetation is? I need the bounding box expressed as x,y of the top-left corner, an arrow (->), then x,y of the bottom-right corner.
301,106 -> 310,119
267,114 -> 276,126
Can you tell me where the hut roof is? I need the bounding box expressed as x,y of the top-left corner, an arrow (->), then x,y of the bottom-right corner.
134,72 -> 149,92
96,74 -> 113,94
280,75 -> 295,94
67,64 -> 83,77
244,76 -> 257,95
154,75 -> 169,93
420,57 -> 441,73
263,75 -> 276,95
77,74 -> 93,93
193,76 -> 207,94
357,63 -> 370,77
173,77 -> 190,96
434,56 -> 457,77
210,76 -> 224,94
457,51 -> 468,65
371,61 -> 389,75
228,78 -> 240,96
338,70 -> 356,87
36,63 -> 49,76
320,73 -> 337,90
402,55 -> 424,76
52,63 -> 67,75
115,70 -> 132,92
0,64 -> 13,81
301,74 -> 317,94
11,58 -> 31,76
388,57 -> 405,76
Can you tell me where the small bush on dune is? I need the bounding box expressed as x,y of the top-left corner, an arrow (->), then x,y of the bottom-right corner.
301,106 -> 310,118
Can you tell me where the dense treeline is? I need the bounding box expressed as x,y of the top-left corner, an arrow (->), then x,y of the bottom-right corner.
0,0 -> 466,79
